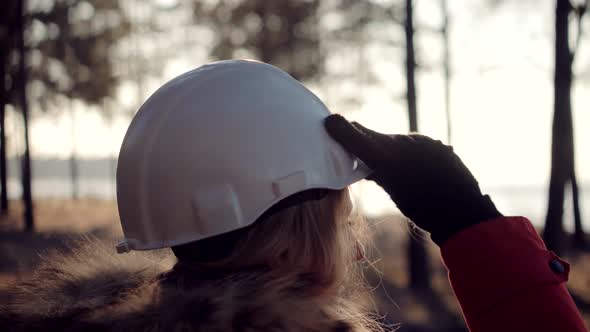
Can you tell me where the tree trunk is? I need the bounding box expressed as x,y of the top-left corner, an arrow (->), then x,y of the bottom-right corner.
69,100 -> 79,200
405,0 -> 418,133
543,0 -> 574,255
16,0 -> 34,232
63,24 -> 79,200
0,47 -> 8,215
571,174 -> 587,249
441,0 -> 451,144
404,0 -> 430,290
569,0 -> 588,251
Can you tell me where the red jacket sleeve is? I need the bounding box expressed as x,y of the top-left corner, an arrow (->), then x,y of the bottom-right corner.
441,216 -> 587,332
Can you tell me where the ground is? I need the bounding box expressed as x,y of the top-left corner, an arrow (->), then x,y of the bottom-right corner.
0,199 -> 589,331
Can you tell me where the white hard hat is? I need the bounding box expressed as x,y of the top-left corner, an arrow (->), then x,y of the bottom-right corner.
115,60 -> 370,253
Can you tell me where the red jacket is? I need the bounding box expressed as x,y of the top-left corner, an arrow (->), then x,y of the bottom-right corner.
441,216 -> 587,332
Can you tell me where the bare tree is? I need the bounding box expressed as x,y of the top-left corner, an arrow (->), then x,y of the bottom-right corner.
0,69 -> 7,214
0,36 -> 9,216
543,0 -> 588,254
193,0 -> 321,81
0,0 -> 19,215
441,0 -> 452,144
16,0 -> 34,231
404,0 -> 430,291
570,1 -> 588,250
64,27 -> 79,200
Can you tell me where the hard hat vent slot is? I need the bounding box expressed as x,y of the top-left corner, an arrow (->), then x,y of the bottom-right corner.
272,171 -> 308,198
192,184 -> 244,235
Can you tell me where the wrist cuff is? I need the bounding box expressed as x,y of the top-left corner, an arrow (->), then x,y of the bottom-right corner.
431,195 -> 503,245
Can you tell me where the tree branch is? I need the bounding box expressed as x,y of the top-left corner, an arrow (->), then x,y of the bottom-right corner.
571,0 -> 589,63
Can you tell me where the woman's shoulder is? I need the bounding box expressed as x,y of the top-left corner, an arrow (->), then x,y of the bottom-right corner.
0,239 -> 171,331
0,240 -> 359,332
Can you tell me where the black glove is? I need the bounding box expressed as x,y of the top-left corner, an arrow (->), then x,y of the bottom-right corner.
324,114 -> 502,245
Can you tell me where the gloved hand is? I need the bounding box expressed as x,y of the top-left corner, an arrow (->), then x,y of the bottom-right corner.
324,114 -> 502,245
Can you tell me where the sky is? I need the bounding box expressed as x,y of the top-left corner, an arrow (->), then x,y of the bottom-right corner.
5,0 -> 590,220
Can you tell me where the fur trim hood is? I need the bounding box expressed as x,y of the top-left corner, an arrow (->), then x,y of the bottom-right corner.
1,240 -> 374,332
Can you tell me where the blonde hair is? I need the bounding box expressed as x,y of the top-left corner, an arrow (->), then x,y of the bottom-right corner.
176,189 -> 357,290
171,188 -> 382,331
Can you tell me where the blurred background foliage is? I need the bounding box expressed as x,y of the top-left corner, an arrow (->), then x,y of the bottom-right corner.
1,0 -> 590,330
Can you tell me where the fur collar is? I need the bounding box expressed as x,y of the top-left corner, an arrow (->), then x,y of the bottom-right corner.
1,240 -> 374,332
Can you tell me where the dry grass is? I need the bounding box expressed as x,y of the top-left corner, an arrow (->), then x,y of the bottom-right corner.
0,198 -> 122,234
0,199 -> 121,285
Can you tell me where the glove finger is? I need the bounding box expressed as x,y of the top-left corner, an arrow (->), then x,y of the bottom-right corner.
324,115 -> 383,169
350,121 -> 395,143
407,133 -> 452,151
352,122 -> 416,162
